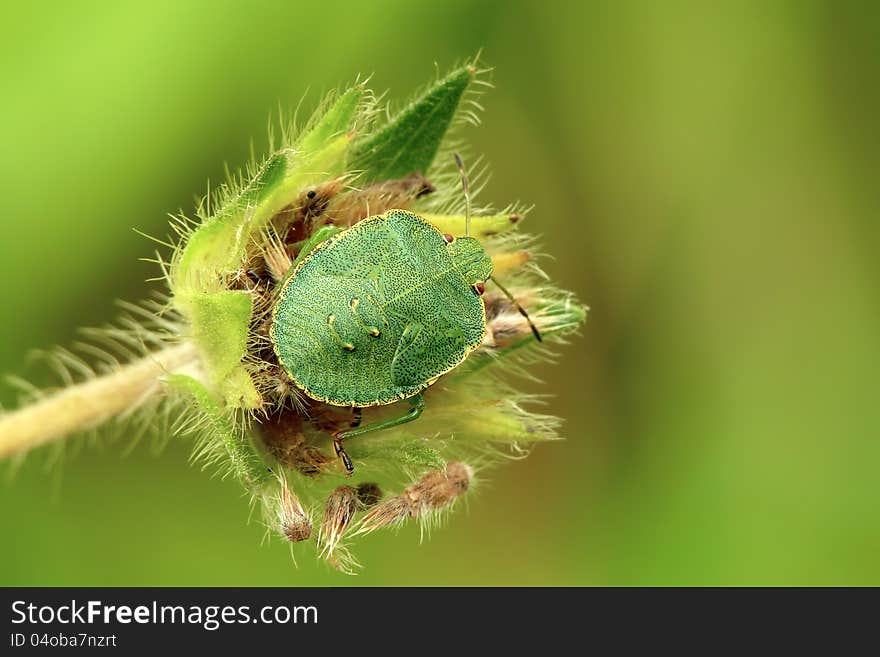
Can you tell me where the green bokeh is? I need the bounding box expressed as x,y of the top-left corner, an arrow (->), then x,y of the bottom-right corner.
1,0 -> 878,585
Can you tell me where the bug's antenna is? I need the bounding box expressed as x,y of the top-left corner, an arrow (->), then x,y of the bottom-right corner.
490,277 -> 543,342
454,152 -> 471,237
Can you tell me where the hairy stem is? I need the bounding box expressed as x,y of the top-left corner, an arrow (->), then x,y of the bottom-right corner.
0,342 -> 200,459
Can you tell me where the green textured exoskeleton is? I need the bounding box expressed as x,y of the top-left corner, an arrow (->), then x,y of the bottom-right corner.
272,209 -> 495,473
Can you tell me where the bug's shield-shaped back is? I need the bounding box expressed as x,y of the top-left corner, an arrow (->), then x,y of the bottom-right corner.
272,210 -> 489,406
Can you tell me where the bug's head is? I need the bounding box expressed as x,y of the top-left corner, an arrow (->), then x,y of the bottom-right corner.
448,236 -> 493,291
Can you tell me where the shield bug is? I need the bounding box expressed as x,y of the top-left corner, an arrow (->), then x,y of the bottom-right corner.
270,155 -> 541,473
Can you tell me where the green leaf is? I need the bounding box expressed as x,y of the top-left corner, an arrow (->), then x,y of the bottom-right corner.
349,64 -> 474,181
298,86 -> 365,154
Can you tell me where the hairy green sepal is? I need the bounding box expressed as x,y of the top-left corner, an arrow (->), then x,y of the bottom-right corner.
349,65 -> 474,181
166,374 -> 271,493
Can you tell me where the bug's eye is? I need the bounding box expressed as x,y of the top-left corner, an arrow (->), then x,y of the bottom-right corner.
306,189 -> 317,199
472,282 -> 485,295
443,233 -> 454,244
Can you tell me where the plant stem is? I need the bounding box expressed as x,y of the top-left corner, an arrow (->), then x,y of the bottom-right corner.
0,342 -> 200,460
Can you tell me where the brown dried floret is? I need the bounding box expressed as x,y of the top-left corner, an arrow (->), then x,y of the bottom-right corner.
276,478 -> 312,543
355,462 -> 472,535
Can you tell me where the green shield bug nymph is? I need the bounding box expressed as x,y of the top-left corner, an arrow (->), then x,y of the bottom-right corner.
270,155 -> 541,473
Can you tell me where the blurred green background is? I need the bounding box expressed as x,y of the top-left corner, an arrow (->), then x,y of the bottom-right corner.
1,0 -> 878,585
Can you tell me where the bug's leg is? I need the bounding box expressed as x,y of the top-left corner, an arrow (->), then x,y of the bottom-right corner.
489,277 -> 543,342
333,394 -> 426,475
